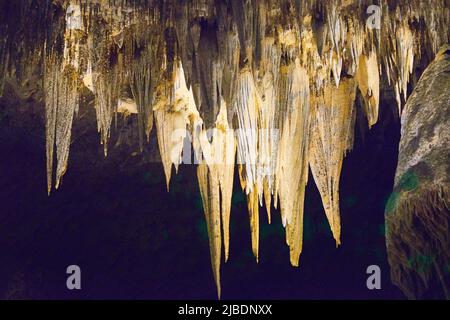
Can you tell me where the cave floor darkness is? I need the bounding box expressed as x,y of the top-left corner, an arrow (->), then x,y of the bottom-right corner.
0,96 -> 405,299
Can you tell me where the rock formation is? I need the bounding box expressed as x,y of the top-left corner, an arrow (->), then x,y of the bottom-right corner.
0,0 -> 448,298
386,46 -> 450,299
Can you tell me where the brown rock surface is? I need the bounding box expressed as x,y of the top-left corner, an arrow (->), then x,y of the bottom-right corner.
386,46 -> 450,299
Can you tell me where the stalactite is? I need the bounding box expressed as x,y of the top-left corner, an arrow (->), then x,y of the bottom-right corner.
275,59 -> 311,266
247,187 -> 260,262
326,3 -> 345,87
255,36 -> 281,223
45,2 -> 82,193
153,81 -> 175,190
154,61 -> 202,189
356,51 -> 380,128
232,67 -> 264,262
393,25 -> 415,114
44,55 -> 59,195
93,71 -> 120,156
309,78 -> 357,245
197,101 -> 236,291
234,68 -> 261,196
44,54 -> 79,193
197,163 -> 222,298
130,56 -> 155,152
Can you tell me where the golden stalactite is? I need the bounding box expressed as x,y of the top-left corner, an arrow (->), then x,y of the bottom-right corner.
197,101 -> 237,298
197,163 -> 222,298
247,186 -> 260,262
154,61 -> 202,190
309,77 -> 357,246
275,59 -> 311,266
356,51 -> 380,128
198,101 -> 237,263
234,67 -> 262,196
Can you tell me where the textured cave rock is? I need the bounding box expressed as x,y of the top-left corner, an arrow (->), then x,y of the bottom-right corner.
386,46 -> 450,299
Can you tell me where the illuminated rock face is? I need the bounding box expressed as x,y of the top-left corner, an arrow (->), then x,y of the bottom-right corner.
0,0 -> 448,297
386,47 -> 450,299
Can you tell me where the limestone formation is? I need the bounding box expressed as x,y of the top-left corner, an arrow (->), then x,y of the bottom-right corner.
386,46 -> 450,299
0,0 -> 448,297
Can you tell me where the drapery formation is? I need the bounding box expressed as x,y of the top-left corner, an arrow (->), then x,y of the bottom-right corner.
0,0 -> 448,297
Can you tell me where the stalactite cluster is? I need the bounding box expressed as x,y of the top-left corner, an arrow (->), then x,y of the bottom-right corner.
0,0 -> 448,297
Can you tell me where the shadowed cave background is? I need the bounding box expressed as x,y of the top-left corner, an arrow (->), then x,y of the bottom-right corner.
0,82 -> 408,299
